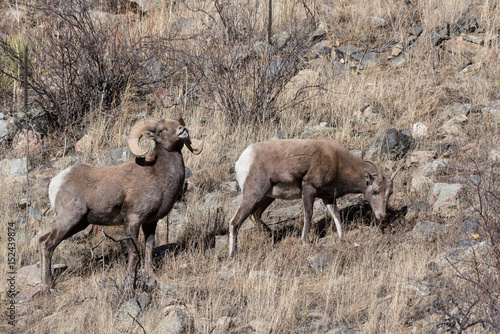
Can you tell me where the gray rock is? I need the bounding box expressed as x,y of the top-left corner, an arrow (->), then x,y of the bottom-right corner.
405,280 -> 432,296
430,30 -> 450,46
455,17 -> 479,34
301,122 -> 332,139
16,264 -> 41,288
455,217 -> 483,247
485,99 -> 500,120
45,156 -> 80,170
152,309 -> 191,334
351,51 -> 379,66
462,34 -> 484,45
271,31 -> 290,50
0,119 -> 11,142
405,201 -> 431,220
392,53 -> 406,66
365,128 -> 413,160
336,44 -> 360,57
137,292 -> 152,310
370,16 -> 388,28
443,102 -> 471,117
488,146 -> 500,163
430,183 -> 464,217
115,298 -> 142,333
218,266 -> 234,277
412,221 -> 445,239
310,42 -> 332,57
310,24 -> 327,42
0,158 -> 30,176
141,58 -> 164,83
308,252 -> 333,273
411,159 -> 451,190
408,27 -> 423,37
213,235 -> 229,258
104,146 -> 130,166
172,17 -> 196,34
309,59 -> 349,76
213,316 -> 233,333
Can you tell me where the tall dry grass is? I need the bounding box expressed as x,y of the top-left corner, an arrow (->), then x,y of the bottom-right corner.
1,0 -> 499,333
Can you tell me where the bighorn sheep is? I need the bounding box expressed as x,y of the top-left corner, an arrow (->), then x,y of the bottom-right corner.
229,139 -> 400,257
39,117 -> 203,287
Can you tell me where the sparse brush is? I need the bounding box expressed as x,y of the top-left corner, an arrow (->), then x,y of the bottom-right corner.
1,0 -> 500,333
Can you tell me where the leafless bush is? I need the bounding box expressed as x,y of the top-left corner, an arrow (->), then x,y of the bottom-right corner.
433,161 -> 500,333
180,0 -> 323,126
0,0 -> 178,140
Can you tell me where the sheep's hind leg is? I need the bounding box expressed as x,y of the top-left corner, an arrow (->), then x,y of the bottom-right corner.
301,183 -> 317,244
229,190 -> 269,257
39,216 -> 88,288
142,221 -> 158,278
251,197 -> 275,235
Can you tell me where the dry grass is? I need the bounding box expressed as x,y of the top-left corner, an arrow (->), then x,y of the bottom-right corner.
1,0 -> 499,333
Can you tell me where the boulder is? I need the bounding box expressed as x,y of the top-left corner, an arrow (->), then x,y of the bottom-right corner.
430,183 -> 464,217
0,158 -> 29,176
152,309 -> 191,334
114,298 -> 142,333
365,128 -> 413,160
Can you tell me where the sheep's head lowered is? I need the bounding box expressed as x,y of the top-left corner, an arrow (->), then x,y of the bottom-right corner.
40,117 -> 202,288
363,165 -> 400,220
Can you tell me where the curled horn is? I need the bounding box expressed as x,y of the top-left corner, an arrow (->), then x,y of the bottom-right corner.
127,118 -> 160,156
185,138 -> 204,155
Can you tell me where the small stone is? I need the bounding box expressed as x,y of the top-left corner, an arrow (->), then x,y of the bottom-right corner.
114,298 -> 142,333
488,146 -> 500,163
412,122 -> 429,138
412,221 -> 445,240
406,151 -> 437,165
431,183 -> 464,217
308,252 -> 333,273
408,27 -> 423,37
75,134 -> 92,153
152,309 -> 190,334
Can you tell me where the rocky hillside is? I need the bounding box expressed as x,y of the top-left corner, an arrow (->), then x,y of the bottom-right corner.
1,0 -> 499,333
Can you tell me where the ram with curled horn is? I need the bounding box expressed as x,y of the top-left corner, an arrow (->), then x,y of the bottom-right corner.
40,117 -> 203,288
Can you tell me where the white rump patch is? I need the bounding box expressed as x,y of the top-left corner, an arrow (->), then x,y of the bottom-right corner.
235,145 -> 255,192
48,166 -> 72,209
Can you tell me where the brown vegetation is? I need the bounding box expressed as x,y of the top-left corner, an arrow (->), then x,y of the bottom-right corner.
0,0 -> 499,333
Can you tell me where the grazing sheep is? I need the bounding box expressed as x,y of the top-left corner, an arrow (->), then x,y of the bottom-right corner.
40,117 -> 203,287
229,139 -> 400,257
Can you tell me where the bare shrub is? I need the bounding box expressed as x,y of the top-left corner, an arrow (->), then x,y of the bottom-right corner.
180,0 -> 323,127
433,160 -> 500,333
0,0 -> 178,141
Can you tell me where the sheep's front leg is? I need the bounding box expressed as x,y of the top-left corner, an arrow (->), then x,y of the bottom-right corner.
142,221 -> 158,278
301,183 -> 317,244
124,221 -> 141,280
323,198 -> 343,239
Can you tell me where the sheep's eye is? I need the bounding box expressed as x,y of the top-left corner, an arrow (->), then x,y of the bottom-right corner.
372,190 -> 379,196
